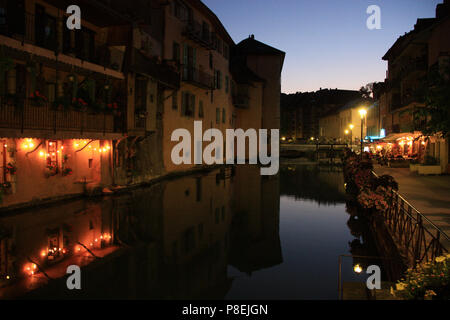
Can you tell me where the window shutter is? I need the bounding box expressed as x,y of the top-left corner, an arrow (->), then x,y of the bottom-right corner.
181,91 -> 186,116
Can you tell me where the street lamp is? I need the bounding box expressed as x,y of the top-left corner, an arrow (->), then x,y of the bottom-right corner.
344,129 -> 349,145
349,124 -> 354,149
359,108 -> 367,157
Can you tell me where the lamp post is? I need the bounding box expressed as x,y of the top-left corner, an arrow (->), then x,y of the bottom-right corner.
349,124 -> 354,150
359,108 -> 367,157
344,129 -> 349,145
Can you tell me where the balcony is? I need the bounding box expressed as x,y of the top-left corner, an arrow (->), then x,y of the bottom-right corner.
182,20 -> 214,49
182,66 -> 214,90
0,11 -> 125,76
130,49 -> 180,90
0,96 -> 123,136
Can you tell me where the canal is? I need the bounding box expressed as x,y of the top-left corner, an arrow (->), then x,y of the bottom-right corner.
0,164 -> 385,300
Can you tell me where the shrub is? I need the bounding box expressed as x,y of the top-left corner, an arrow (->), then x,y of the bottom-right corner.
391,254 -> 450,300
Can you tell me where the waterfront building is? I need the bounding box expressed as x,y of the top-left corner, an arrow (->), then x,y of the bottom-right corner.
0,0 -> 284,209
281,89 -> 362,142
318,98 -> 374,144
0,0 -> 131,208
162,0 -> 284,172
378,0 -> 450,172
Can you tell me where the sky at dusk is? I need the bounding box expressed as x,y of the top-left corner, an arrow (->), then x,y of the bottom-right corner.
203,0 -> 442,94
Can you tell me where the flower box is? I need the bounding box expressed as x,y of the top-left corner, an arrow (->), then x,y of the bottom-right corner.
417,165 -> 442,175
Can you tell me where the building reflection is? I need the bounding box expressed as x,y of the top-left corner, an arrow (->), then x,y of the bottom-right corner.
229,166 -> 282,274
0,165 -> 281,299
280,165 -> 346,204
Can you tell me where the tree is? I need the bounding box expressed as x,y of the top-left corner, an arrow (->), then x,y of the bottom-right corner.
359,83 -> 374,99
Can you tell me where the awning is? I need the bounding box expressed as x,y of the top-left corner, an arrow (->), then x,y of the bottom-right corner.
382,133 -> 407,142
381,132 -> 422,142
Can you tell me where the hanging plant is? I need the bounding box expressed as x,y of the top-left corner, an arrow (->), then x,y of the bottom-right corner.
44,163 -> 59,178
72,97 -> 88,110
30,90 -> 48,107
5,162 -> 17,175
62,167 -> 73,177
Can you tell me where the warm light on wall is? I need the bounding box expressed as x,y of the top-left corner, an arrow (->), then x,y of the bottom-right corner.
22,138 -> 35,150
24,263 -> 37,276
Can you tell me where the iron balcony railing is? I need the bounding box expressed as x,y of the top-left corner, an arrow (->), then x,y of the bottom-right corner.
0,11 -> 125,72
0,96 -> 122,135
183,19 -> 215,49
372,171 -> 449,267
182,65 -> 214,90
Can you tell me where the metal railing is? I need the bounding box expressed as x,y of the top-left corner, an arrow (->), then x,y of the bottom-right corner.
0,11 -> 125,72
183,19 -> 215,49
182,65 -> 214,89
0,96 -> 118,134
372,171 -> 449,266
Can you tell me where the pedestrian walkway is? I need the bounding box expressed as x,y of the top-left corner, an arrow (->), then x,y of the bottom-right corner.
373,165 -> 450,248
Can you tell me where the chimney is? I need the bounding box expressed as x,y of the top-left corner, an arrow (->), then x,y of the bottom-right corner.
250,34 -> 255,39
436,1 -> 450,19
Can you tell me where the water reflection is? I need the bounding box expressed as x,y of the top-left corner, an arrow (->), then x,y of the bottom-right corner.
0,164 -> 392,300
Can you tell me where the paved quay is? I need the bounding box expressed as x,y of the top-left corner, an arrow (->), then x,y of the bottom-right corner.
373,165 -> 450,249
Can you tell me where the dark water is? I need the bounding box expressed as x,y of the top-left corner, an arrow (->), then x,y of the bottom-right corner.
0,165 -> 382,300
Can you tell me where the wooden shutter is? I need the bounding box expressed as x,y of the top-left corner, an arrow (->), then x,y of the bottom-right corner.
181,91 -> 186,116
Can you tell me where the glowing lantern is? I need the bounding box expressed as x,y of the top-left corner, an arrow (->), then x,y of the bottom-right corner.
354,264 -> 363,273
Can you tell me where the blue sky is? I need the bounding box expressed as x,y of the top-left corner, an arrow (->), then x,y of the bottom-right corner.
203,0 -> 442,93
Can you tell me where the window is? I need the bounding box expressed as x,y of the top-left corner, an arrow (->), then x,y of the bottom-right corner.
46,83 -> 56,103
222,108 -> 226,124
225,75 -> 229,93
209,53 -> 213,69
173,0 -> 190,21
215,70 -> 221,89
223,44 -> 229,60
181,91 -> 195,117
47,140 -> 58,171
75,28 -> 95,61
198,100 -> 204,118
173,42 -> 180,62
172,91 -> 178,110
216,108 -> 220,124
217,38 -> 222,54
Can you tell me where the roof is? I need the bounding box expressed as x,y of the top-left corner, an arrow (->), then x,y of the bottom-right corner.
186,0 -> 235,45
382,18 -> 436,61
236,35 -> 286,56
